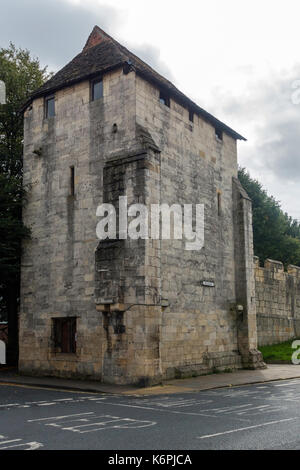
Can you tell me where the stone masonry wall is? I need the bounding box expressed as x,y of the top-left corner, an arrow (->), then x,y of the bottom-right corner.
255,258 -> 300,346
20,62 -> 261,384
19,67 -> 138,379
134,75 -> 257,377
94,143 -> 162,385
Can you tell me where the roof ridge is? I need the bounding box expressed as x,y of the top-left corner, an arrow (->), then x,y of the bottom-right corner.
22,26 -> 246,140
82,26 -> 172,86
81,25 -> 131,66
83,25 -> 113,51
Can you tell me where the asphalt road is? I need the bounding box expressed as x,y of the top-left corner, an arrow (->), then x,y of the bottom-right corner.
0,379 -> 300,450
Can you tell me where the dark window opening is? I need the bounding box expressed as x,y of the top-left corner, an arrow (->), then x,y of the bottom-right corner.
53,317 -> 76,353
70,166 -> 75,196
215,127 -> 223,140
189,110 -> 194,122
45,96 -> 55,118
91,78 -> 103,101
159,91 -> 170,107
217,192 -> 222,216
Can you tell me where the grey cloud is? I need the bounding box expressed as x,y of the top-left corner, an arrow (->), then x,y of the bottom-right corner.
208,67 -> 300,183
258,121 -> 300,180
0,0 -> 172,80
129,43 -> 175,82
0,0 -> 174,82
0,0 -> 123,70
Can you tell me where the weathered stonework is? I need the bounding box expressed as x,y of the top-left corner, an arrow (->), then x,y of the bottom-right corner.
19,26 -> 264,384
232,179 -> 265,369
255,258 -> 300,346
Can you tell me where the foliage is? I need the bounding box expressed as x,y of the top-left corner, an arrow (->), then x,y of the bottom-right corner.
0,43 -> 50,321
238,167 -> 300,267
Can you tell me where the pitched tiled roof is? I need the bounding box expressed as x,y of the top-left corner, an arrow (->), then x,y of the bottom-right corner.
25,26 -> 246,140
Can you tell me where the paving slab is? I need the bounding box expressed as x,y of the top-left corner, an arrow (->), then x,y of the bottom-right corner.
0,364 -> 299,395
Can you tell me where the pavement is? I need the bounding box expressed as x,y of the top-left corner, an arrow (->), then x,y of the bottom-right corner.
0,364 -> 300,395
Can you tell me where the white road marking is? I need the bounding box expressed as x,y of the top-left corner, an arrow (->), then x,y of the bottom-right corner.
87,397 -> 107,401
70,422 -> 156,433
214,404 -> 253,413
0,439 -> 22,445
236,405 -> 271,414
102,401 -> 227,419
37,402 -> 56,406
25,400 -> 51,404
28,412 -> 94,422
0,396 -> 109,410
274,381 -> 300,387
0,441 -> 43,450
222,391 -> 271,398
62,418 -> 131,431
237,405 -> 286,415
53,398 -> 74,402
44,414 -> 156,434
198,417 -> 298,439
131,398 -> 212,408
268,391 -> 300,398
0,403 -> 19,408
48,419 -> 91,427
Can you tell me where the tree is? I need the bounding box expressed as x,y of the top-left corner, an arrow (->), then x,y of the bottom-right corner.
238,167 -> 300,267
0,43 -> 50,364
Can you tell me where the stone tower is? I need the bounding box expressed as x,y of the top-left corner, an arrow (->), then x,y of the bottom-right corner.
19,26 -> 265,384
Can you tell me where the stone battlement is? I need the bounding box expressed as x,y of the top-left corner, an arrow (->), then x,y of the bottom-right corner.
254,257 -> 300,346
254,256 -> 300,276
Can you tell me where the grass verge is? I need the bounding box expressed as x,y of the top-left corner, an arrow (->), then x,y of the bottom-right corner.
259,338 -> 300,363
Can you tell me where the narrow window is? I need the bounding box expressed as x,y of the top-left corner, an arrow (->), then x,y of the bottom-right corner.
70,166 -> 75,196
215,127 -> 223,141
189,110 -> 194,122
53,317 -> 76,354
159,91 -> 170,107
91,78 -> 103,101
45,96 -> 55,118
217,192 -> 222,216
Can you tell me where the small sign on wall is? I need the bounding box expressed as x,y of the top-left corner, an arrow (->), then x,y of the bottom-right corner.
201,280 -> 215,287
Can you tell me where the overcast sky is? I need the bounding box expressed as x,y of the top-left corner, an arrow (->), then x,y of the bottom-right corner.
1,0 -> 300,219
